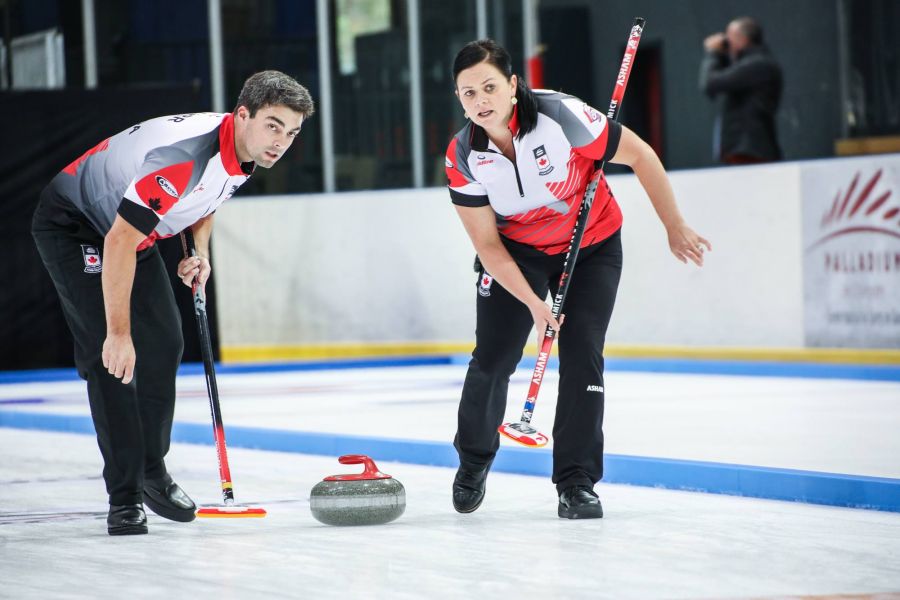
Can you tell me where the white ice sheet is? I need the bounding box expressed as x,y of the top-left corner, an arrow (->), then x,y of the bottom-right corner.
2,429 -> 899,600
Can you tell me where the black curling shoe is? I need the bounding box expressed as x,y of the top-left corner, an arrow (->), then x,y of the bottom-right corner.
143,474 -> 197,523
107,504 -> 148,536
452,464 -> 491,513
558,486 -> 604,519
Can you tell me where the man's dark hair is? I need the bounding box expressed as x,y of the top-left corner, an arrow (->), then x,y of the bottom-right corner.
733,17 -> 763,45
234,70 -> 315,118
452,39 -> 538,139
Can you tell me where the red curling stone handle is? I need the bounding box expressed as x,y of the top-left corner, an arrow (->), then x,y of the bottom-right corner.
323,454 -> 393,481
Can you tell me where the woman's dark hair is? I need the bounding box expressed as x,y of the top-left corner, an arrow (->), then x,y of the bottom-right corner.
452,39 -> 538,139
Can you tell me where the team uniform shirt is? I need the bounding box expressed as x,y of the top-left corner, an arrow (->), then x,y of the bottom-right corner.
47,112 -> 254,250
445,91 -> 622,255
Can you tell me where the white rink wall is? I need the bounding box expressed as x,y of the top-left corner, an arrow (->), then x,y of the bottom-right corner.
212,155 -> 900,351
605,162 -> 804,347
211,187 -> 474,346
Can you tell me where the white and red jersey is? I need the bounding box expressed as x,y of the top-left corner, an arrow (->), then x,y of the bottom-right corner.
47,112 -> 254,250
445,91 -> 622,255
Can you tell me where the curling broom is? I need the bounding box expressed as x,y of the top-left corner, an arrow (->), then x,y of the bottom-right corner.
181,229 -> 266,518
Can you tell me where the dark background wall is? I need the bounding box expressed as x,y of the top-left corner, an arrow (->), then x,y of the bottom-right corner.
540,0 -> 844,170
1,0 -> 897,370
5,0 -> 895,181
0,87 -> 219,371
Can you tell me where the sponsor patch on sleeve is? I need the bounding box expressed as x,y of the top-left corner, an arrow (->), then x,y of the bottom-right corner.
134,160 -> 193,215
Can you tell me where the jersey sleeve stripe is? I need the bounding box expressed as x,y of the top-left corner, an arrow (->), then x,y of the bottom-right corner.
117,198 -> 160,236
450,188 -> 490,207
603,120 -> 623,162
575,120 -> 622,162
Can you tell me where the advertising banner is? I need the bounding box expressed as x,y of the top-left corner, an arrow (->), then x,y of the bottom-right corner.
802,155 -> 900,348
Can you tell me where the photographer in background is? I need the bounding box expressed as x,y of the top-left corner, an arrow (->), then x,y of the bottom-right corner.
700,17 -> 783,165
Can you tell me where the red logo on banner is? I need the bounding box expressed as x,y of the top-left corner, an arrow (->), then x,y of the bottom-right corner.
808,169 -> 899,250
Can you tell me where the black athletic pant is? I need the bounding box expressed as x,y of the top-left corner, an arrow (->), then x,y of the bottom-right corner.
31,188 -> 184,506
454,230 -> 622,494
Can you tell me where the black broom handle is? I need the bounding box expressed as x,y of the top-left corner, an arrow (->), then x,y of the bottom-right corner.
180,229 -> 235,505
548,16 -> 645,325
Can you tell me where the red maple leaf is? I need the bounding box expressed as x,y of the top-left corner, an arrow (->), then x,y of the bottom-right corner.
88,256 -> 97,264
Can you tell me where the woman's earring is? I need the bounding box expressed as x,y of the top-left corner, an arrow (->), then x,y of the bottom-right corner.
510,97 -> 518,105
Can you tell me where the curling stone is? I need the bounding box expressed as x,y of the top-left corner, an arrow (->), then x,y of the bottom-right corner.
310,455 -> 406,526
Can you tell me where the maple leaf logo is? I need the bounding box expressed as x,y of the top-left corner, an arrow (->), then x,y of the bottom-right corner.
87,256 -> 97,264
147,197 -> 162,212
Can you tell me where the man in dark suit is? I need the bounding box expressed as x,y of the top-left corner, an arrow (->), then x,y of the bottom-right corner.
700,17 -> 783,164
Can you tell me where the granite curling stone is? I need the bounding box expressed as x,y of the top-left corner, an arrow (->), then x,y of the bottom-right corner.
310,455 -> 406,526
